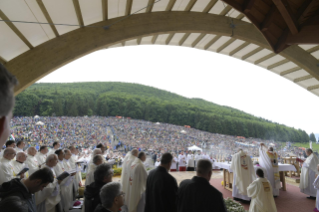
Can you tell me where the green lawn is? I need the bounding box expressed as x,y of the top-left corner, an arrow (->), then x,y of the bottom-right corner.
292,142 -> 319,152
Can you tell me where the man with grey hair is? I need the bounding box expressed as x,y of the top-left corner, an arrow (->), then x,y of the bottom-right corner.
177,159 -> 227,212
26,147 -> 40,175
94,182 -> 125,212
0,147 -> 24,184
85,154 -> 104,186
0,63 -> 18,148
12,152 -> 29,179
84,163 -> 113,212
300,148 -> 319,199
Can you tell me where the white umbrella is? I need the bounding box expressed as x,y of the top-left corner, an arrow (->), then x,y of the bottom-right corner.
188,145 -> 203,151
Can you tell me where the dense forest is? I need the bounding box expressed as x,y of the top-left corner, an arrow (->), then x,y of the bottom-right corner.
14,82 -> 309,142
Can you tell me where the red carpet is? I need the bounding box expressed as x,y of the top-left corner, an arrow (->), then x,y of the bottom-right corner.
210,178 -> 316,212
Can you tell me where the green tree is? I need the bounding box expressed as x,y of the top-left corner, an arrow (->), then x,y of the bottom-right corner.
310,133 -> 317,142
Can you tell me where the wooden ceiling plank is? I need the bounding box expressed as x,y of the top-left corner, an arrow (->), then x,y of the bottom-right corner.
191,33 -> 206,47
242,46 -> 264,60
280,67 -> 302,76
220,5 -> 232,16
229,42 -> 250,56
261,5 -> 277,31
243,0 -> 257,13
308,84 -> 319,91
165,33 -> 175,45
0,10 -> 33,49
166,0 -> 177,11
236,13 -> 245,20
125,0 -> 133,15
137,37 -> 142,45
203,0 -> 218,13
146,0 -> 156,13
185,0 -> 197,12
72,0 -> 85,26
254,52 -> 276,64
272,0 -> 298,35
267,58 -> 289,70
307,46 -> 319,53
151,35 -> 158,44
204,35 -> 221,50
179,33 -> 191,46
36,0 -> 59,37
294,74 -> 313,83
216,38 -> 236,52
121,41 -> 125,46
297,0 -> 319,24
102,0 -> 108,20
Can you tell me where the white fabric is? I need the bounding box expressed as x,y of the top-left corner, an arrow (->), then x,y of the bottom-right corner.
314,175 -> 319,210
300,162 -> 317,196
259,147 -> 280,195
15,147 -> 23,153
0,157 -> 14,184
230,151 -> 256,196
128,158 -> 147,212
215,162 -> 296,172
121,152 -> 137,206
187,145 -> 202,151
12,160 -> 29,179
85,163 -> 97,186
48,148 -> 58,156
195,154 -> 202,167
35,152 -> 47,167
170,157 -> 177,170
178,154 -> 186,167
300,153 -> 319,190
155,161 -> 160,167
70,154 -> 82,190
247,178 -> 277,212
25,154 -> 40,175
186,154 -> 194,167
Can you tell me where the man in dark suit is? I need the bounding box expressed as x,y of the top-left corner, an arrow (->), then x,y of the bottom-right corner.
177,159 -> 227,212
145,152 -> 178,212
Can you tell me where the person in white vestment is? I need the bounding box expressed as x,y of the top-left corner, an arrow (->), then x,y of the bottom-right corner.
0,140 -> 16,158
36,146 -> 49,167
178,152 -> 187,171
121,149 -> 138,209
12,152 -> 29,179
230,149 -> 256,201
35,154 -> 62,212
313,165 -> 319,211
96,143 -> 107,154
15,141 -> 25,153
48,141 -> 60,156
155,158 -> 161,167
247,169 -> 277,212
195,151 -> 202,168
0,64 -> 18,148
259,143 -> 280,196
69,146 -> 83,191
186,153 -> 195,171
170,153 -> 178,172
300,148 -> 319,199
128,152 -> 147,212
85,154 -> 104,186
0,147 -> 24,184
26,147 -> 40,175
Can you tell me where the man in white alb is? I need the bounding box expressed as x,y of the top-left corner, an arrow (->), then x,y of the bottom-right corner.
36,146 -> 48,167
48,141 -> 60,156
15,141 -> 25,153
0,140 -> 16,158
247,169 -> 277,212
300,148 -> 319,199
259,143 -> 280,196
186,152 -> 195,171
69,146 -> 82,191
85,154 -> 104,186
178,151 -> 187,171
0,147 -> 24,184
25,146 -> 40,175
12,152 -> 29,179
195,151 -> 202,169
170,153 -> 178,172
230,149 -> 256,201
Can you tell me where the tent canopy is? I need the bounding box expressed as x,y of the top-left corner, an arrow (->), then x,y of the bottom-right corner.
36,121 -> 44,126
188,145 -> 202,151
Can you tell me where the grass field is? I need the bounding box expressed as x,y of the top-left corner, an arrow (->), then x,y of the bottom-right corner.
292,142 -> 319,152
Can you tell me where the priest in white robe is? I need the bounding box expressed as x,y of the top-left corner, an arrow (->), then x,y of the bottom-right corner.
186,153 -> 195,171
300,148 -> 319,199
12,152 -> 29,179
195,151 -> 202,168
0,148 -> 24,184
69,146 -> 83,190
230,149 -> 256,201
128,152 -> 147,212
35,154 -> 62,212
15,141 -> 25,153
26,146 -> 40,175
259,143 -> 280,196
121,149 -> 138,208
313,164 -> 319,211
247,168 -> 277,212
170,153 -> 178,172
48,141 -> 60,156
178,152 -> 187,171
36,146 -> 49,167
85,154 -> 104,186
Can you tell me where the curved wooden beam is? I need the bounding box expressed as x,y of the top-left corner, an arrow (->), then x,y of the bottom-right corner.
4,12 -> 319,95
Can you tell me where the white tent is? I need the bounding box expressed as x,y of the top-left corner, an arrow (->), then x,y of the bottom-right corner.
180,130 -> 187,134
155,122 -> 160,125
188,145 -> 202,151
36,121 -> 44,126
34,115 -> 40,119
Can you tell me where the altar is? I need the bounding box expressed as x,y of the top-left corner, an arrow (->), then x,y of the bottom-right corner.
214,162 -> 297,192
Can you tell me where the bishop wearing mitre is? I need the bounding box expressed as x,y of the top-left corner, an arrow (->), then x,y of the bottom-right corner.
230,149 -> 256,201
300,148 -> 319,199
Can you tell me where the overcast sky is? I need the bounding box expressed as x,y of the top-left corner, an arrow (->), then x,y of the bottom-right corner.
38,45 -> 319,135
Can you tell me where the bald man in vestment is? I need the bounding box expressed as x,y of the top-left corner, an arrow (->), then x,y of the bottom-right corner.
0,148 -> 24,184
12,152 -> 29,179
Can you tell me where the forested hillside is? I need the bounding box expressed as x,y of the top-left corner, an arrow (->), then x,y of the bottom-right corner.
14,82 -> 309,142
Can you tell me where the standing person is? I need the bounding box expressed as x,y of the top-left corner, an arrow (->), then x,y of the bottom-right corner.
69,146 -> 82,191
145,152 -> 178,212
259,143 -> 280,196
247,169 -> 277,212
48,141 -> 60,155
313,165 -> 319,211
230,149 -> 256,201
195,151 -> 202,168
12,152 -> 29,179
85,155 -> 104,186
186,152 -> 195,171
300,148 -> 319,199
25,147 -> 40,175
0,63 -> 18,148
36,146 -> 48,166
16,141 -> 26,153
170,153 -> 178,172
0,147 -> 24,184
178,151 -> 187,171
177,159 -> 227,212
0,140 -> 16,158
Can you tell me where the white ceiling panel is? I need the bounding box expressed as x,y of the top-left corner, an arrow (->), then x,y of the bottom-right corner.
0,0 -> 51,47
242,17 -> 251,23
233,43 -> 258,58
43,0 -> 79,35
284,69 -> 308,80
152,0 -> 170,12
194,34 -> 216,49
125,39 -> 138,46
311,51 -> 319,59
220,39 -> 245,54
108,43 -> 123,48
108,0 -> 126,19
182,33 -> 201,47
228,8 -> 241,18
246,49 -> 272,63
0,18 -> 29,61
298,44 -> 318,51
79,0 -> 103,25
272,62 -> 297,73
140,36 -> 153,44
298,78 -> 319,88
169,33 -> 186,45
132,0 -> 148,14
155,34 -> 169,45
191,0 -> 211,12
207,36 -> 231,51
258,55 -> 285,68
209,1 -> 224,15
172,0 -> 191,11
